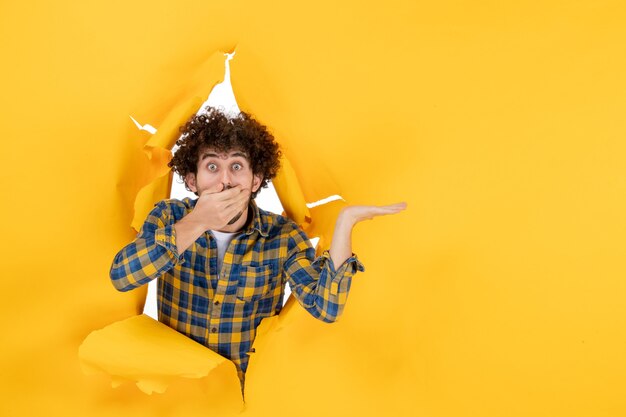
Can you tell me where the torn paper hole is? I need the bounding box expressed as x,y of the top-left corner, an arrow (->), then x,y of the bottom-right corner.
144,51 -> 292,319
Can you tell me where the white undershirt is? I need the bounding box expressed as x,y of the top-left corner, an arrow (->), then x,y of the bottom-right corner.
210,230 -> 240,273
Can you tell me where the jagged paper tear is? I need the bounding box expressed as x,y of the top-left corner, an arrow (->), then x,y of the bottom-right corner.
79,314 -> 242,399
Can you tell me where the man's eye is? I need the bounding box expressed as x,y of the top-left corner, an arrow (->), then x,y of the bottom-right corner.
208,163 -> 217,171
232,163 -> 242,171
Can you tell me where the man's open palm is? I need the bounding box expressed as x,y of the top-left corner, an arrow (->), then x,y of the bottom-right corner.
341,203 -> 407,224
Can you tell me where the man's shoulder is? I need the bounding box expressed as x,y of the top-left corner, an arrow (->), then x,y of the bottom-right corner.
256,208 -> 301,236
153,197 -> 196,219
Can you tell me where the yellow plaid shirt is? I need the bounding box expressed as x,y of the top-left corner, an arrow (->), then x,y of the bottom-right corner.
110,198 -> 364,383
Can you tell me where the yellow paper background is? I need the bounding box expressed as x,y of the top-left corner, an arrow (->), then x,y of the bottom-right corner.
2,1 -> 626,416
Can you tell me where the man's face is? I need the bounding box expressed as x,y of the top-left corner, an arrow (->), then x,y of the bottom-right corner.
185,148 -> 262,196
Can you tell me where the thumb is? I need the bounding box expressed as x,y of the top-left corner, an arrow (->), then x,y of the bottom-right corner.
200,183 -> 225,196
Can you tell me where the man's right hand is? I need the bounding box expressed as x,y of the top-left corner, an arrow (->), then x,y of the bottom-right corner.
173,184 -> 251,255
191,184 -> 251,231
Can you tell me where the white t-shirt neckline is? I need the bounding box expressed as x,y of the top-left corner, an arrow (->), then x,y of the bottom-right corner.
211,230 -> 241,274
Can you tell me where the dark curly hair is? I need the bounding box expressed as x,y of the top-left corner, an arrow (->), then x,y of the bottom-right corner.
168,106 -> 281,199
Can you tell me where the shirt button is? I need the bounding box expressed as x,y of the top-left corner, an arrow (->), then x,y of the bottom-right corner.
211,327 -> 217,333
214,300 -> 220,306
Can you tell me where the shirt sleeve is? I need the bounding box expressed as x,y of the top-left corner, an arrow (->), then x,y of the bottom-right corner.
283,223 -> 365,323
109,200 -> 184,292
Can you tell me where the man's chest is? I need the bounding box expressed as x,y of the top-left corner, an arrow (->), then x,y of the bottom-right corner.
175,232 -> 287,302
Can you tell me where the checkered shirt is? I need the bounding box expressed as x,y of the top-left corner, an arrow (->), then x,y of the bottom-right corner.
110,198 -> 364,384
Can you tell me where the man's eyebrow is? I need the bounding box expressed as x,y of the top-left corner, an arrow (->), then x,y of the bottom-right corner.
200,152 -> 219,161
200,151 -> 248,161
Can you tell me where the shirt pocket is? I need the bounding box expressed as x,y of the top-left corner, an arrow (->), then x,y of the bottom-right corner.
236,264 -> 273,302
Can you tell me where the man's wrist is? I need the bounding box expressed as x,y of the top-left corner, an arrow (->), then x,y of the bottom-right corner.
177,211 -> 209,234
337,209 -> 358,230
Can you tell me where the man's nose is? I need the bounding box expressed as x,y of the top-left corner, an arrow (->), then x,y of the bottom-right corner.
220,169 -> 233,186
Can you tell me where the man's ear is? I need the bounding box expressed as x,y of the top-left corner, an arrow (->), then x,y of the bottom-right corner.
185,172 -> 198,193
252,174 -> 262,193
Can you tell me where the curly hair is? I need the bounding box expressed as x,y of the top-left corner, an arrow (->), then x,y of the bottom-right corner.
168,106 -> 281,199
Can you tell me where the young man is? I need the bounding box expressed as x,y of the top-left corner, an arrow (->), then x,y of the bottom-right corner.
110,107 -> 405,387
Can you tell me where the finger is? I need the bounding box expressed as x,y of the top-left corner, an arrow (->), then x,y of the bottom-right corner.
227,210 -> 244,225
211,184 -> 244,201
219,190 -> 250,222
379,202 -> 407,210
371,203 -> 407,214
223,186 -> 250,207
220,184 -> 243,197
366,209 -> 402,217
199,183 -> 225,198
223,200 -> 246,225
361,206 -> 406,218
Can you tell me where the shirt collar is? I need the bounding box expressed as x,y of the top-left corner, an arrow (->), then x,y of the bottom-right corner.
243,199 -> 269,237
